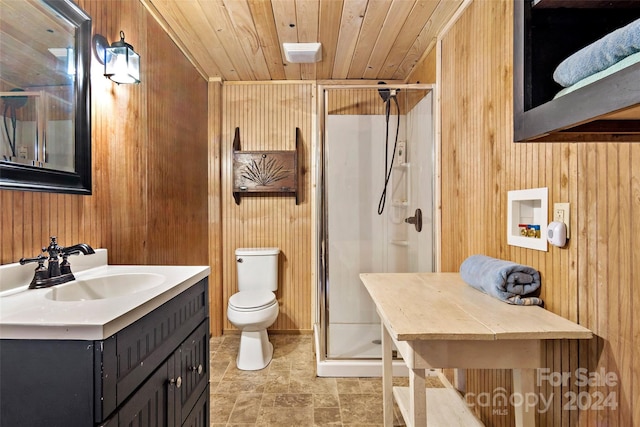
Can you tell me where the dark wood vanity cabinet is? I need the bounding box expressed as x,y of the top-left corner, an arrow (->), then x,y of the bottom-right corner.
101,321 -> 209,427
513,0 -> 640,142
0,279 -> 210,427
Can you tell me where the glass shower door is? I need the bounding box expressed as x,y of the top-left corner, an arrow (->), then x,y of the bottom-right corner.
325,112 -> 388,358
323,88 -> 434,360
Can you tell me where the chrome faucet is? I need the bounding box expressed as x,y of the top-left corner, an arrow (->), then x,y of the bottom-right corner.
19,236 -> 95,289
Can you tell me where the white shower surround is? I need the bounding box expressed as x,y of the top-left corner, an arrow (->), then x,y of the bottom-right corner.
319,91 -> 434,376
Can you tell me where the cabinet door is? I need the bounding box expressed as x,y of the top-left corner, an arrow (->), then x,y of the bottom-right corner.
114,280 -> 207,407
181,384 -> 210,427
115,355 -> 175,427
176,321 -> 210,425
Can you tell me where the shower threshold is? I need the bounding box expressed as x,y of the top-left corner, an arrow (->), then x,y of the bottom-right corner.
314,324 -> 427,377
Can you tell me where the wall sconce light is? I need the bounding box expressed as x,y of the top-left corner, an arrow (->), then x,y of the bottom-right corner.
93,31 -> 140,84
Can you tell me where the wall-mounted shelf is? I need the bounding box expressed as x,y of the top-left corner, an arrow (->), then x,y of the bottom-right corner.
232,127 -> 300,205
513,1 -> 640,142
390,162 -> 410,225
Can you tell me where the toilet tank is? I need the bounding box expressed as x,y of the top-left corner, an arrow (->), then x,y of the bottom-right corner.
235,248 -> 280,292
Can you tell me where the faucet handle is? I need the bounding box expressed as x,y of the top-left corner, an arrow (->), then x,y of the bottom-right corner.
45,236 -> 62,259
20,255 -> 49,288
19,254 -> 47,266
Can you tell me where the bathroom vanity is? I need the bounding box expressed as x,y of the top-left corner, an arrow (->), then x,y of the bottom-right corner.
0,251 -> 210,426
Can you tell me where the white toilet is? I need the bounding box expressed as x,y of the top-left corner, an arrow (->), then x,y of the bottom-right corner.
227,247 -> 280,370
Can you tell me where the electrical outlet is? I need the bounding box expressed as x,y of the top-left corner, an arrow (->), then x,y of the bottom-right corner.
553,202 -> 570,239
554,208 -> 564,223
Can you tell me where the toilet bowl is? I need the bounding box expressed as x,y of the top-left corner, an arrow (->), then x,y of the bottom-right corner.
227,248 -> 280,370
227,291 -> 279,370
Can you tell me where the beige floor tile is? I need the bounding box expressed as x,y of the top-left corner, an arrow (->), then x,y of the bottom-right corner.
338,394 -> 383,424
290,373 -> 338,394
268,357 -> 292,372
255,406 -> 314,426
216,379 -> 266,394
228,393 -> 263,424
314,407 -> 342,426
211,359 -> 232,383
336,378 -> 361,394
223,366 -> 269,381
273,393 -> 314,407
313,393 -> 340,408
210,334 -> 445,426
263,370 -> 290,393
210,392 -> 238,424
358,378 -> 382,394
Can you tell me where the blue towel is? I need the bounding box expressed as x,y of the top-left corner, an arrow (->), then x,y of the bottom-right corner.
460,255 -> 543,306
553,18 -> 640,87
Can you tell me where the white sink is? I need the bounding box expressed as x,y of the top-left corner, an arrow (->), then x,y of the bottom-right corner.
45,273 -> 166,301
1,251 -> 210,340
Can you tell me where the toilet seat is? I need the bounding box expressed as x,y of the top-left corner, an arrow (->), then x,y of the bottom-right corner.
229,290 -> 276,312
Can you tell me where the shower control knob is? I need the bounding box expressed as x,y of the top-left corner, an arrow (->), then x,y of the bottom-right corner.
404,208 -> 423,232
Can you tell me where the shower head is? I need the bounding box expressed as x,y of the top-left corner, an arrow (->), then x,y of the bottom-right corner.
2,88 -> 27,109
377,82 -> 400,103
377,82 -> 390,103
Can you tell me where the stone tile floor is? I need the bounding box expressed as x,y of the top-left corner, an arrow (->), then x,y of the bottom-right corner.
210,334 -> 444,426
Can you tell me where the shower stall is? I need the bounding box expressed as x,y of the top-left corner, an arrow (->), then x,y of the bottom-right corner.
315,85 -> 435,377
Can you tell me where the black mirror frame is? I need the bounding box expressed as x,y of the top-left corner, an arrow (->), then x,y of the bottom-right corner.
0,0 -> 91,195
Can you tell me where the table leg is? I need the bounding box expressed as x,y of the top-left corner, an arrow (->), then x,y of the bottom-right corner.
409,367 -> 427,427
513,368 -> 536,427
381,323 -> 393,427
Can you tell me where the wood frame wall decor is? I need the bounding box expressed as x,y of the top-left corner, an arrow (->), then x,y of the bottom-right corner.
232,127 -> 300,205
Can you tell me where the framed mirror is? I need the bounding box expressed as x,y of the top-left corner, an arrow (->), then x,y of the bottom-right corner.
0,0 -> 91,194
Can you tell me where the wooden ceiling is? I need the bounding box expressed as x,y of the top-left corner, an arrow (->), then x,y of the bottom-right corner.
142,0 -> 464,81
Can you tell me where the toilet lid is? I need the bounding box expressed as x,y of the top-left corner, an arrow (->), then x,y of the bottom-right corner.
229,290 -> 276,311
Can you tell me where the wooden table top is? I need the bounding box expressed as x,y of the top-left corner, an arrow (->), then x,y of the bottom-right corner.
360,272 -> 592,342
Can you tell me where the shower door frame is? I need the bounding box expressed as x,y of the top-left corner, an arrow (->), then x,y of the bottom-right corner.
315,83 -> 438,366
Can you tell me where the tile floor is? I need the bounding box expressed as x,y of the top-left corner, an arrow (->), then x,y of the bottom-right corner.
209,334 -> 444,426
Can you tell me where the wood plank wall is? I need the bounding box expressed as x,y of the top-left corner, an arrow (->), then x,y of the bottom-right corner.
3,2 -> 637,424
220,82 -> 314,333
208,80 -> 223,336
420,0 -> 638,425
1,1 -> 208,277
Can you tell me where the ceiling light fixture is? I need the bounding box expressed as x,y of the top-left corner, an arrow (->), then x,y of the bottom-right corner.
282,42 -> 322,63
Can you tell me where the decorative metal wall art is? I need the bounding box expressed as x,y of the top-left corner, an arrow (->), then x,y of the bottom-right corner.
232,127 -> 300,205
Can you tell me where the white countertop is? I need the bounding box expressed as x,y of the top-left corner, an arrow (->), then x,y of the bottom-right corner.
0,250 -> 210,340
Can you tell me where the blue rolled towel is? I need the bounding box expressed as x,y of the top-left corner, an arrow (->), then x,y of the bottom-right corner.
553,18 -> 640,87
460,255 -> 543,306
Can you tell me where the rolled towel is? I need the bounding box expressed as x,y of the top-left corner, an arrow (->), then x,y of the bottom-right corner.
553,18 -> 640,87
460,255 -> 543,306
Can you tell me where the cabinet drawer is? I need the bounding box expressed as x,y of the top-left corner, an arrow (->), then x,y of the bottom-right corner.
110,279 -> 208,409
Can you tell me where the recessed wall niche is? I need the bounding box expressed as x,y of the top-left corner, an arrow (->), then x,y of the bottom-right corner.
507,187 -> 548,251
